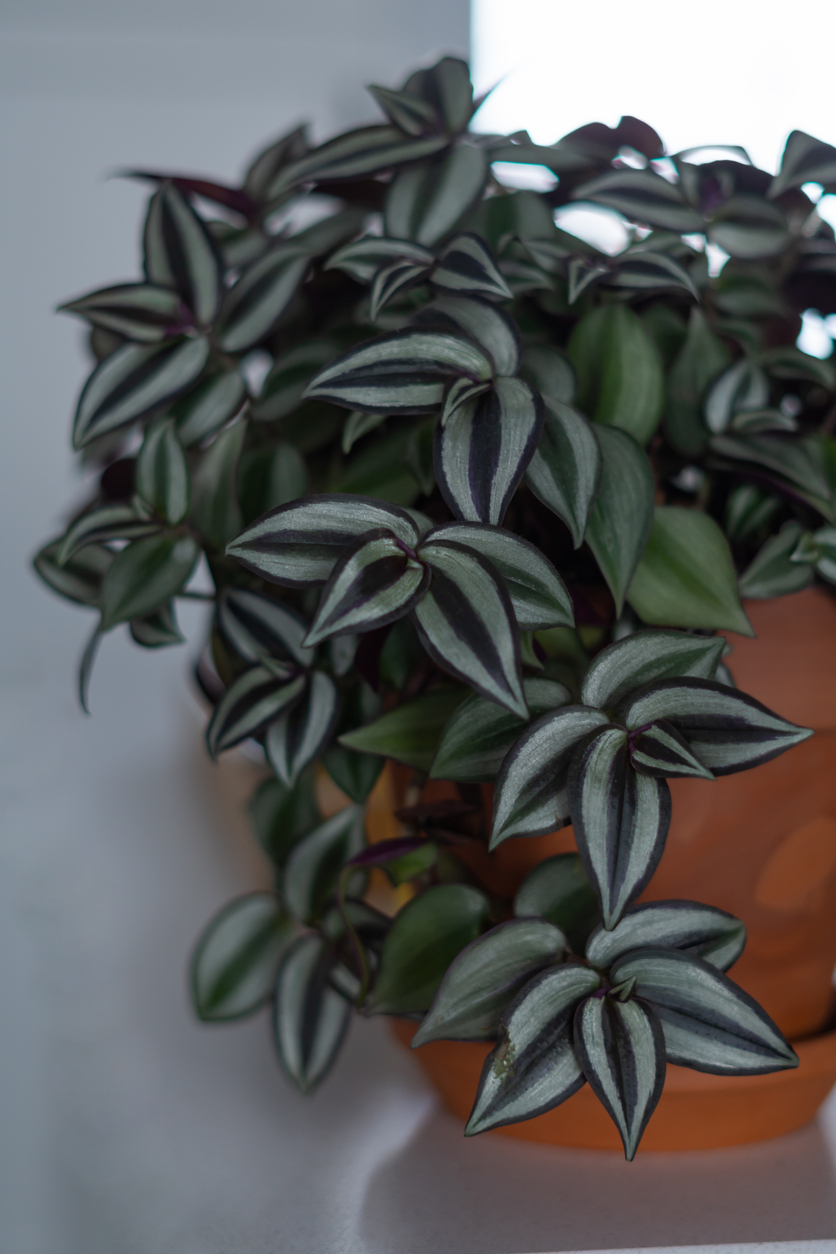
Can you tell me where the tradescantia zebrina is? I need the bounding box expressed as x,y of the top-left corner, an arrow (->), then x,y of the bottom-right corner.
36,53 -> 833,1156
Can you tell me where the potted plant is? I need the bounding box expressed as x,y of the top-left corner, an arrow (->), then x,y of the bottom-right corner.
35,55 -> 836,1160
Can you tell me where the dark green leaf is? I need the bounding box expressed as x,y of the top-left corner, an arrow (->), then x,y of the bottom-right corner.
585,426 -> 655,614
367,83 -> 439,135
248,771 -> 319,865
326,236 -> 434,283
416,294 -> 520,375
514,854 -> 600,952
520,345 -> 575,406
738,522 -> 814,598
568,304 -> 664,446
191,420 -> 245,551
572,168 -> 703,232
130,601 -> 183,648
269,125 -> 448,196
432,232 -> 511,300
33,539 -> 113,607
218,588 -> 314,667
250,341 -> 341,422
769,130 -> 836,198
369,259 -> 431,319
191,892 -> 294,1021
243,123 -> 308,202
664,309 -> 731,457
56,505 -> 162,565
704,360 -> 770,436
709,196 -> 789,261
525,400 -> 601,548
100,533 -> 199,631
136,419 -> 189,524
339,688 -> 467,772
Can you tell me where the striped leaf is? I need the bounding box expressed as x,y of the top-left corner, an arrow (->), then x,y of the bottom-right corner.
216,244 -> 309,353
611,948 -> 798,1074
431,677 -> 571,783
339,688 -> 467,773
56,505 -> 162,566
273,935 -> 352,1094
59,282 -> 189,343
205,665 -> 305,757
342,410 -> 386,453
265,672 -> 340,788
172,367 -> 246,445
369,259 -> 431,319
282,806 -> 366,923
585,426 -> 655,613
621,678 -> 812,775
608,249 -> 699,301
34,539 -> 113,608
514,854 -> 601,952
406,144 -> 490,246
367,83 -> 439,136
408,56 -> 475,134
630,720 -> 714,779
190,892 -> 294,1021
243,123 -> 308,202
525,400 -> 602,548
440,375 -> 492,425
585,901 -> 747,973
490,707 -> 610,847
769,129 -> 836,198
370,884 -> 490,1015
268,125 -> 448,195
738,522 -> 814,599
574,994 -> 666,1160
413,540 -> 527,717
465,964 -> 600,1136
434,377 -> 543,525
143,183 -> 222,326
304,328 -> 492,414
417,294 -> 520,375
571,168 -> 703,232
427,523 -> 573,630
580,630 -> 725,711
136,419 -> 189,524
432,232 -> 511,300
72,336 -> 210,449
413,918 -> 567,1045
567,257 -> 611,304
705,362 -> 770,436
218,589 -> 314,667
227,494 -> 424,586
326,236 -> 434,283
571,727 -> 672,929
99,533 -> 199,631
304,530 -> 429,646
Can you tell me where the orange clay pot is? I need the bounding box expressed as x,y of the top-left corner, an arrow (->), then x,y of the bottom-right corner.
395,587 -> 836,1149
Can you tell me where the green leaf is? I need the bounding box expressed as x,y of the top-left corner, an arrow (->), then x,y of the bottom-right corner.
525,400 -> 601,548
611,948 -> 798,1074
568,304 -> 664,446
172,367 -> 247,446
273,935 -> 352,1094
56,505 -> 162,566
769,129 -> 836,198
248,771 -> 319,865
250,341 -> 341,422
580,629 -> 725,710
575,994 -> 666,1160
304,530 -> 428,646
136,419 -> 190,524
238,441 -> 308,522
227,494 -> 425,587
432,232 -> 511,300
370,883 -> 490,1015
738,522 -> 814,598
326,236 -> 434,283
205,665 -> 305,757
514,854 -> 600,952
434,377 -> 544,526
367,83 -> 439,136
664,309 -> 731,457
585,901 -> 747,973
571,726 -> 671,929
339,688 -> 467,772
191,420 -> 245,551
282,805 -> 365,923
412,56 -> 475,134
490,706 -> 610,847
520,345 -> 575,406
190,892 -> 294,1021
72,337 -> 210,449
99,533 -> 199,631
218,588 -> 314,667
265,672 -> 340,787
77,624 -> 103,713
412,918 -> 567,1045
33,539 -> 113,607
464,963 -> 599,1135
710,434 -> 832,516
130,602 -> 183,648
216,244 -> 309,353
571,168 -> 703,232
704,360 -> 770,436
341,410 -> 386,454
321,743 -> 384,804
413,540 -> 527,718
143,182 -> 222,326
607,248 -> 699,301
59,282 -> 188,343
431,677 -> 571,783
269,125 -> 448,196
585,426 -> 654,614
417,294 -> 520,375
243,123 -> 308,202
627,507 -> 752,634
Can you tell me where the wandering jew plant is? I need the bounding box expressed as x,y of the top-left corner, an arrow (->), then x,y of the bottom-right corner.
37,55 -> 836,1157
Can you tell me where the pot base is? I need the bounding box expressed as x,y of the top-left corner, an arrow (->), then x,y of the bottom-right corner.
392,1019 -> 836,1151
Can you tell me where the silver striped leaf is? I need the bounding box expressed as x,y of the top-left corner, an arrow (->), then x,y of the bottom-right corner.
226,494 -> 424,587
465,964 -> 600,1135
250,340 -> 339,422
430,677 -> 572,783
56,505 -> 162,566
412,540 -> 527,718
585,901 -> 747,973
513,854 -> 601,952
608,249 -> 699,301
432,232 -> 512,300
304,530 -> 429,646
430,523 -> 573,630
366,83 -> 439,136
412,144 -> 490,246
610,948 -> 798,1074
243,123 -> 308,202
629,719 -> 714,779
434,377 -> 544,525
567,257 -> 611,305
490,707 -> 610,848
524,400 -> 601,548
205,665 -> 305,758
135,419 -> 190,525
621,678 -> 812,775
190,892 -> 295,1021
216,243 -> 310,353
218,589 -> 315,668
59,282 -> 189,343
303,328 -> 493,414
369,259 -> 432,320
34,539 -> 113,608
268,125 -> 448,196
412,917 -> 567,1046
265,672 -> 340,788
172,367 -> 247,446
325,236 -> 434,284
281,805 -> 366,924
574,994 -> 666,1160
581,630 -> 725,711
571,726 -> 672,930
99,533 -> 200,631
704,359 -> 770,435
72,336 -> 210,449
571,168 -> 703,233
143,183 -> 223,327
416,293 -> 520,375
585,425 -> 655,613
440,374 -> 491,425
272,935 -> 352,1094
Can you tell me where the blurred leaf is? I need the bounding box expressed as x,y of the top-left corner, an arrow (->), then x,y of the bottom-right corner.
191,892 -> 294,1021
191,420 -> 246,550
568,305 -> 663,446
273,935 -> 351,1094
172,367 -> 246,446
143,182 -> 223,325
136,419 -> 190,524
34,539 -> 113,607
100,533 -> 199,631
59,282 -> 188,343
217,244 -> 309,353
